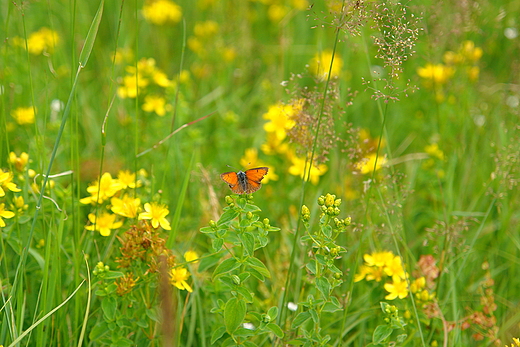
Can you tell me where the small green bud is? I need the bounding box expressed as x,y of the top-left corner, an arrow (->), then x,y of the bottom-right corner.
334,198 -> 342,207
225,196 -> 234,205
246,211 -> 253,219
263,218 -> 270,226
317,196 -> 325,206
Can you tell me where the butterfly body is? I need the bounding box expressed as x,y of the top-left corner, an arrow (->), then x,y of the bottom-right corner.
220,167 -> 269,194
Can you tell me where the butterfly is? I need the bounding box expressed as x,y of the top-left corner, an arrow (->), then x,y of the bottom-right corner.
220,167 -> 269,194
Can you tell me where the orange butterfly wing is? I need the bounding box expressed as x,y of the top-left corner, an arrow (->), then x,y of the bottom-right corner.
220,171 -> 243,194
243,167 -> 269,193
220,167 -> 269,194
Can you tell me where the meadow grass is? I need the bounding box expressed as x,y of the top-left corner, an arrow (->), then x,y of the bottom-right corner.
1,0 -> 520,346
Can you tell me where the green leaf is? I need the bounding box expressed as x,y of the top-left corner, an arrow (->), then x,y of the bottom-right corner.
235,285 -> 254,303
213,257 -> 240,279
240,232 -> 255,256
246,257 -> 271,278
233,327 -> 256,337
266,323 -> 284,338
199,226 -> 215,234
78,0 -> 104,67
211,326 -> 227,344
89,322 -> 109,340
291,311 -> 311,328
306,261 -> 317,274
198,253 -> 221,272
104,271 -> 124,279
212,238 -> 224,252
315,277 -> 331,299
101,296 -> 117,321
248,267 -> 265,281
224,297 -> 247,334
267,306 -> 279,320
321,224 -> 332,238
373,325 -> 393,344
218,209 -> 240,226
309,308 -> 319,323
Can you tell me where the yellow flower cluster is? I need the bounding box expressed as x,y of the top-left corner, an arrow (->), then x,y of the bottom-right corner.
12,27 -> 60,55
417,40 -> 483,102
81,170 -> 172,236
354,251 -> 408,300
11,107 -> 36,125
0,155 -> 24,228
142,0 -> 182,25
308,50 -> 344,81
117,58 -> 175,117
256,99 -> 327,185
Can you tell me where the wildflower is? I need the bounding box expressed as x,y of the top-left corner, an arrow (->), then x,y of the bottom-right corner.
117,170 -> 140,189
221,47 -> 236,62
193,21 -> 219,38
288,153 -> 327,185
410,276 -> 426,293
142,0 -> 182,25
460,40 -> 483,62
425,143 -> 445,161
308,50 -> 343,80
261,131 -> 290,156
268,4 -> 288,23
8,152 -> 30,171
113,47 -> 134,65
0,171 -> 21,197
111,195 -> 141,218
11,107 -> 36,125
85,212 -> 123,237
152,70 -> 173,87
363,251 -> 394,268
138,202 -> 171,230
0,203 -> 16,227
80,173 -> 124,205
384,278 -> 409,300
117,74 -> 149,99
142,95 -> 170,116
184,250 -> 199,263
13,196 -> 28,213
383,256 -> 406,282
26,27 -> 60,55
115,273 -> 138,296
417,63 -> 454,85
263,102 -> 299,142
354,153 -> 387,175
170,266 -> 193,292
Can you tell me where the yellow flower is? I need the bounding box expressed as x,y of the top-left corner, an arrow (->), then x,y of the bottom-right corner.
111,195 -> 141,218
417,63 -> 454,85
268,4 -> 288,23
11,107 -> 36,125
383,256 -> 406,282
184,250 -> 199,263
26,27 -> 60,55
410,276 -> 426,293
288,154 -> 327,185
80,173 -> 124,205
291,0 -> 309,10
308,50 -> 343,80
13,196 -> 28,213
142,95 -> 170,116
0,203 -> 16,228
460,40 -> 483,62
138,202 -> 171,230
85,212 -> 123,237
0,171 -> 21,197
152,70 -> 173,87
194,21 -> 219,38
8,152 -> 30,171
354,153 -> 387,175
117,170 -> 140,189
363,251 -> 394,268
170,266 -> 193,292
261,131 -> 290,156
424,143 -> 444,161
263,101 -> 301,142
384,278 -> 409,300
117,74 -> 149,99
142,0 -> 182,25
221,47 -> 236,62
239,148 -> 278,183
